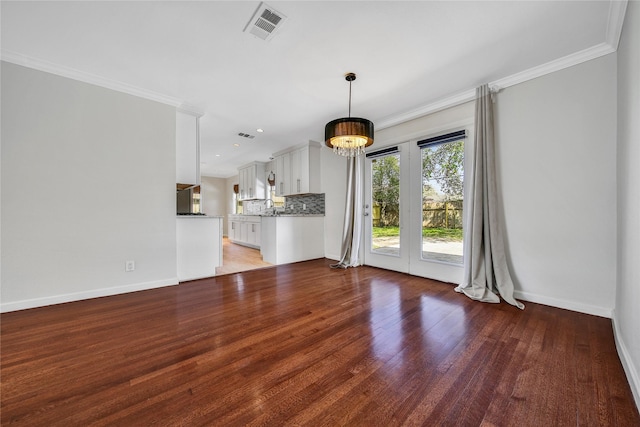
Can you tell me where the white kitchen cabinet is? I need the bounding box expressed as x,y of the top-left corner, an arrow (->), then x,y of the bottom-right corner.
274,152 -> 291,197
176,111 -> 200,185
272,141 -> 321,196
240,222 -> 249,243
238,162 -> 267,200
247,221 -> 261,246
290,147 -> 303,194
228,215 -> 261,249
229,220 -> 241,241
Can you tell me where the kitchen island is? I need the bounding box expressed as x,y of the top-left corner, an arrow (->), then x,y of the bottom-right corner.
260,215 -> 324,265
176,215 -> 223,281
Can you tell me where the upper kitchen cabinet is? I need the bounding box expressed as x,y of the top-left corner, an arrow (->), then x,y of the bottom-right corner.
273,141 -> 321,196
238,161 -> 267,200
274,152 -> 291,197
176,110 -> 200,185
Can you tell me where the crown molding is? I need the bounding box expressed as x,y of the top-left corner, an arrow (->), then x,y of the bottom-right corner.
492,41 -> 615,90
606,0 -> 629,49
378,0 -> 627,131
377,42 -> 616,131
176,105 -> 205,118
376,89 -> 475,130
1,49 -> 192,110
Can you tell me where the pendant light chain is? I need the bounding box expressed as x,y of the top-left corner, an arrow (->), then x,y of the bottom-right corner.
348,79 -> 352,118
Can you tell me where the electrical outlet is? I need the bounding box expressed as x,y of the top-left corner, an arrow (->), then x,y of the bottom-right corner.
303,203 -> 306,210
125,260 -> 135,272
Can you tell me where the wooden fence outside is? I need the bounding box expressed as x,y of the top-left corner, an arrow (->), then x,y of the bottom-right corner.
372,200 -> 463,229
422,200 -> 463,229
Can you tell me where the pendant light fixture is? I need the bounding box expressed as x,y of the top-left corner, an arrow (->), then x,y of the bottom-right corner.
325,73 -> 374,157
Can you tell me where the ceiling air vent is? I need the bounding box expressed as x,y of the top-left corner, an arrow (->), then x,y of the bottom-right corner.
243,2 -> 287,41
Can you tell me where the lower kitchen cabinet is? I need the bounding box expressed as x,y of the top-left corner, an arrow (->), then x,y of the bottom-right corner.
228,215 -> 261,249
247,221 -> 261,247
260,216 -> 324,265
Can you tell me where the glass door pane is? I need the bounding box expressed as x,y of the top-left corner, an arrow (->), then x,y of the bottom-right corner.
420,139 -> 464,264
370,153 -> 401,256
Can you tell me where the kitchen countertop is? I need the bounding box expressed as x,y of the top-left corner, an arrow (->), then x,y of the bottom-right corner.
229,213 -> 324,217
177,215 -> 223,218
260,214 -> 324,217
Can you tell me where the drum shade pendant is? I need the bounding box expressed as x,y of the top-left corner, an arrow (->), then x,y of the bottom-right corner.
325,73 -> 374,157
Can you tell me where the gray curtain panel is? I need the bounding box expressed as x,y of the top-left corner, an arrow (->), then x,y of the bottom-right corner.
331,155 -> 363,269
455,84 -> 524,309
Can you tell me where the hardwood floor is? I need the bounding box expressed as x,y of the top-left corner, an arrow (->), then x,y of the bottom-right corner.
2,259 -> 638,426
215,237 -> 272,276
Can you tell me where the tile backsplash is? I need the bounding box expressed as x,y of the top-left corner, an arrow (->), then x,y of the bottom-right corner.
243,199 -> 271,215
284,193 -> 325,215
243,193 -> 325,215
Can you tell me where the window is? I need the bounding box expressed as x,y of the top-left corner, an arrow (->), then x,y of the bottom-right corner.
418,130 -> 465,264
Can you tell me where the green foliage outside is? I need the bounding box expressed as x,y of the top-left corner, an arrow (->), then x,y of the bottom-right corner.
371,140 -> 465,245
422,140 -> 464,201
371,155 -> 400,227
372,226 -> 463,241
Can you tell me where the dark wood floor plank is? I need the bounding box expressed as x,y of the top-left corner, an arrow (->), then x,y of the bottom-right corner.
2,259 -> 638,426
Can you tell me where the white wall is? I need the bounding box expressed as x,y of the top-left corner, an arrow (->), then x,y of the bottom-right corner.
201,175 -> 229,232
1,62 -> 178,312
494,53 -> 617,317
321,147 -> 347,261
375,103 -> 474,147
202,174 -> 238,237
615,0 -> 640,407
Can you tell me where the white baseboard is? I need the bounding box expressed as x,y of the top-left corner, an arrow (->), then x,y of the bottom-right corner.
612,311 -> 640,411
0,278 -> 179,313
324,253 -> 341,263
513,290 -> 613,318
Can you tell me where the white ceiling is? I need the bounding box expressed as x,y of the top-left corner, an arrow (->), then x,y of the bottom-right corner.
1,1 -> 625,178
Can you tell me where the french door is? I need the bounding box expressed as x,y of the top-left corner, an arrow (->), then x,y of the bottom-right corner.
363,144 -> 410,273
363,132 -> 467,284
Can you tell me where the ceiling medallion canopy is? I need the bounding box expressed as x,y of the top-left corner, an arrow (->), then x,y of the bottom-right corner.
325,73 -> 374,157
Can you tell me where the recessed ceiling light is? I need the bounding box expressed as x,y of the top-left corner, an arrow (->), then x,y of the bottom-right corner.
233,143 -> 240,147
257,128 -> 264,133
215,154 -> 221,157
